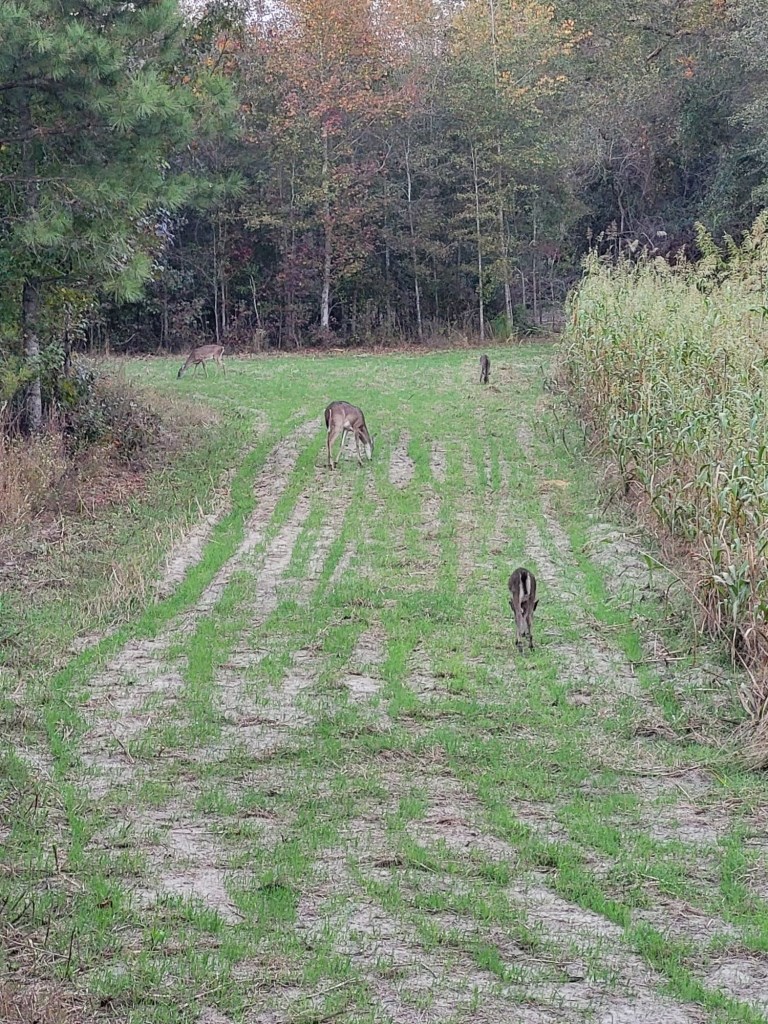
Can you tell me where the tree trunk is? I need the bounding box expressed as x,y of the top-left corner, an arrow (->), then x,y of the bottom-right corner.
404,141 -> 423,339
532,203 -> 539,325
471,145 -> 485,343
498,154 -> 513,330
487,0 -> 513,331
384,176 -> 393,331
218,215 -> 228,338
212,218 -> 220,343
20,93 -> 42,432
22,278 -> 42,433
320,125 -> 332,332
161,283 -> 169,348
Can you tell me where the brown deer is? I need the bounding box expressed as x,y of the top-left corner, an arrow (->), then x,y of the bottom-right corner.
479,354 -> 490,384
178,344 -> 226,378
508,567 -> 538,652
325,401 -> 373,469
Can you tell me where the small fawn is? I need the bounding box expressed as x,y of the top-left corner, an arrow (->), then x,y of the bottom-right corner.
325,401 -> 373,469
178,344 -> 226,378
508,567 -> 538,652
479,354 -> 490,384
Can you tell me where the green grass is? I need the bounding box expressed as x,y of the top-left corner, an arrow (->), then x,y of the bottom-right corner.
2,345 -> 768,1023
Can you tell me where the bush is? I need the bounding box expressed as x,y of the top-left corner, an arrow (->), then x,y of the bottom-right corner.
1,337 -> 160,459
61,364 -> 161,460
0,352 -> 36,430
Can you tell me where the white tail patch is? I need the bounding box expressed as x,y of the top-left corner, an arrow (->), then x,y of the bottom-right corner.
508,567 -> 538,652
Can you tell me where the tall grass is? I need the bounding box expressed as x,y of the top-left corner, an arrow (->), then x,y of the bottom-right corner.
562,227 -> 768,756
0,432 -> 67,527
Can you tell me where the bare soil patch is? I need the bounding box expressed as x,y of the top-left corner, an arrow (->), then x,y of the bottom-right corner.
705,956 -> 768,1014
329,540 -> 356,584
456,443 -> 479,590
419,485 -> 441,565
131,816 -> 243,924
197,419 -> 318,613
631,898 -> 737,945
78,421 -> 318,797
0,981 -> 96,1024
199,1009 -> 235,1024
584,522 -> 656,598
490,452 -> 512,551
154,471 -> 234,600
430,440 -> 447,483
524,523 -> 564,593
405,646 -> 444,699
406,774 -> 517,862
389,432 -> 415,488
509,879 -> 707,1024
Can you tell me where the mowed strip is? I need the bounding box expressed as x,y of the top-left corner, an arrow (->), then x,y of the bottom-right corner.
8,347 -> 768,1024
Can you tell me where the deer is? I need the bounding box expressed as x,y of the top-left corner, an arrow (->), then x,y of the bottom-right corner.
325,401 -> 373,470
177,344 -> 226,378
508,567 -> 538,652
479,354 -> 490,384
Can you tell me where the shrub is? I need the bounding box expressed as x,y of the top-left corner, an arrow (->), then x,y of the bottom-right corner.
0,353 -> 161,526
60,364 -> 161,460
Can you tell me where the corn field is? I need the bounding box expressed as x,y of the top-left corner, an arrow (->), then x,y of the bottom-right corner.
562,219 -> 768,751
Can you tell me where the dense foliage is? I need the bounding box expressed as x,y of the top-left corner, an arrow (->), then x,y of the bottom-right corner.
562,216 -> 768,742
0,0 -> 232,427
2,0 -> 768,380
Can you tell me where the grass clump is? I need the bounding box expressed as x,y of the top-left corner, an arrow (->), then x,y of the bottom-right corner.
561,215 -> 768,758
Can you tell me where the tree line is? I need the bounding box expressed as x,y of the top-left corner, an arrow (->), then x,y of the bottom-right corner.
1,0 -> 767,426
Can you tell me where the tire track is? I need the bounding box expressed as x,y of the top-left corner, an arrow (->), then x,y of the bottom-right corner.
78,419 -> 318,796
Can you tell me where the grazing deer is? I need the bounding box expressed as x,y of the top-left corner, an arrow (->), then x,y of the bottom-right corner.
508,567 -> 538,652
177,344 -> 226,378
479,354 -> 490,384
325,401 -> 373,469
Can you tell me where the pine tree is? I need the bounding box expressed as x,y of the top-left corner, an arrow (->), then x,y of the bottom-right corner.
0,0 -> 230,430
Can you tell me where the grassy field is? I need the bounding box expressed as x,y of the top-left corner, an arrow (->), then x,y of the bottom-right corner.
3,345 -> 768,1023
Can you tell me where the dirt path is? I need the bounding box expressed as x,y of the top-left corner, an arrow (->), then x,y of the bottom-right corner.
8,348 -> 768,1024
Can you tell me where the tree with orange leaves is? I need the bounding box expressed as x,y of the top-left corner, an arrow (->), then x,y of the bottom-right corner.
254,0 -> 431,335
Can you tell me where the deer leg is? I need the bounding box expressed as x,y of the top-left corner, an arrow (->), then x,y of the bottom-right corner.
327,424 -> 341,469
342,429 -> 353,464
203,360 -> 209,376
515,606 -> 524,649
509,600 -> 524,652
355,432 -> 363,466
